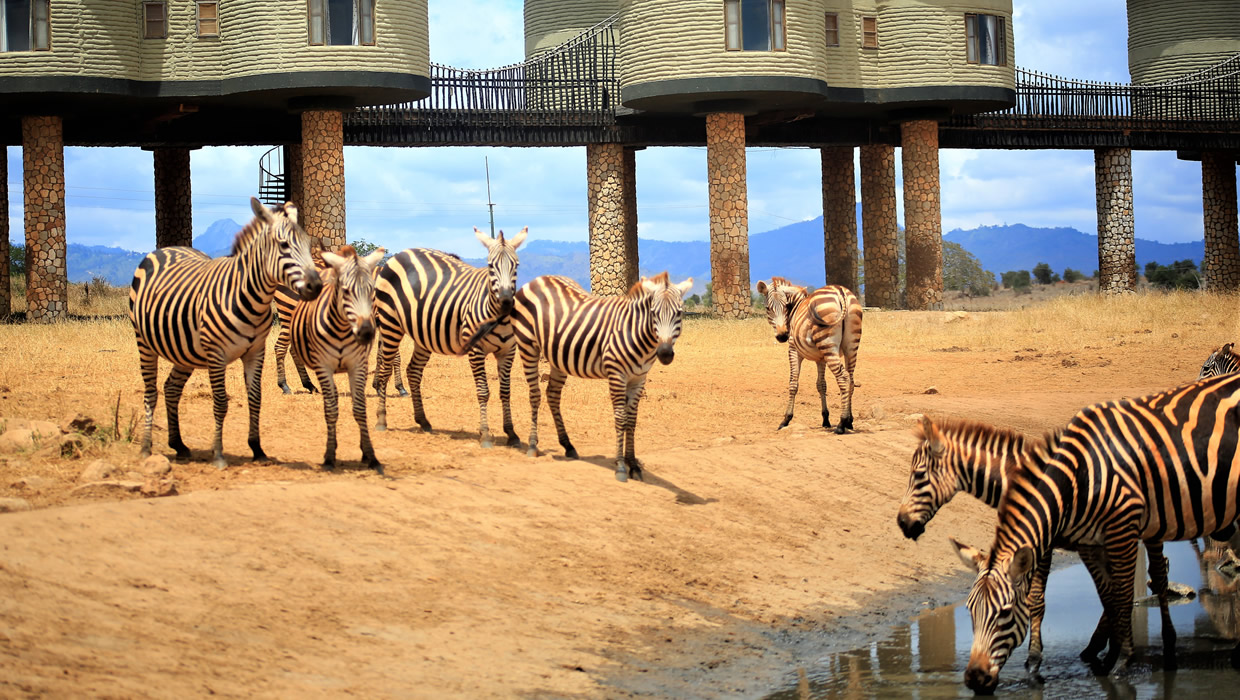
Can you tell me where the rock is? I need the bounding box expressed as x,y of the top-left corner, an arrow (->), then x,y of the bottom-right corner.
27,420 -> 61,439
0,429 -> 37,453
79,459 -> 124,483
923,387 -> 939,395
70,481 -> 144,497
140,477 -> 178,498
0,497 -> 32,513
906,413 -> 926,423
136,454 -> 172,477
34,433 -> 86,460
944,311 -> 970,323
11,475 -> 54,492
63,413 -> 98,436
710,436 -> 735,447
869,404 -> 885,420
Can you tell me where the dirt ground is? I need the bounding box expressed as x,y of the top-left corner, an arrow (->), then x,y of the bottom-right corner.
0,294 -> 1235,698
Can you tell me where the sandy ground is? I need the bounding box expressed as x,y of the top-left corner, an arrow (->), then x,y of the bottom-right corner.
0,305 -> 1232,698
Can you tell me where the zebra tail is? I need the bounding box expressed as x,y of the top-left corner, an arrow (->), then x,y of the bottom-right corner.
460,317 -> 502,355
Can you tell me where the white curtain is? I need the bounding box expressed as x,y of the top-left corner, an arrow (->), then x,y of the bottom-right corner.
351,0 -> 359,45
0,2 -> 8,53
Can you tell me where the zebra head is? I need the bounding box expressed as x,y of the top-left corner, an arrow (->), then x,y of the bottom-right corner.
952,538 -> 1036,694
321,246 -> 387,345
1199,342 -> 1238,379
640,272 -> 694,365
897,416 -> 960,541
756,277 -> 806,344
474,226 -> 527,315
250,197 -> 323,301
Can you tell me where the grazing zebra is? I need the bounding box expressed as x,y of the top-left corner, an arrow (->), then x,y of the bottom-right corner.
289,246 -> 387,473
130,198 -> 322,468
755,278 -> 862,433
511,272 -> 692,482
372,227 -> 527,447
898,416 -> 1174,678
1200,342 -> 1239,379
950,372 -> 1240,693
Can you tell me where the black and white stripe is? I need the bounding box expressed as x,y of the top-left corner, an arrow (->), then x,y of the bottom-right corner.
1199,342 -> 1239,379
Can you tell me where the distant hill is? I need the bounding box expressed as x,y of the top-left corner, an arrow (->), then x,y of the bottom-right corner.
192,218 -> 243,258
944,224 -> 1204,277
66,244 -> 148,286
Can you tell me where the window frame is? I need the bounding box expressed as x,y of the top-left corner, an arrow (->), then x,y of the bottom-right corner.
861,16 -> 878,50
308,0 -> 376,47
965,13 -> 1007,66
143,1 -> 167,40
196,1 -> 220,39
723,0 -> 786,53
824,12 -> 839,47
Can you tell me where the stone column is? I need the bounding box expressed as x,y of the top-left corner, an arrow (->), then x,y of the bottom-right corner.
821,146 -> 858,293
301,110 -> 346,250
22,116 -> 67,322
860,144 -> 899,308
902,120 -> 943,310
284,143 -> 305,210
0,147 -> 9,318
706,112 -> 750,318
153,148 -> 193,248
1094,148 -> 1136,294
587,143 -> 638,295
1202,151 -> 1240,291
622,146 -> 640,289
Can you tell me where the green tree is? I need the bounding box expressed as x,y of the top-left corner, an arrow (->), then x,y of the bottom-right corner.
701,282 -> 713,309
1032,262 -> 1053,285
1063,268 -> 1085,283
9,243 -> 24,276
942,241 -> 994,296
1144,259 -> 1200,290
349,238 -> 380,257
1002,269 -> 1032,294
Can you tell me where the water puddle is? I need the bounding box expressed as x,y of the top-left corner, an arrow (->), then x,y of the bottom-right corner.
768,540 -> 1240,698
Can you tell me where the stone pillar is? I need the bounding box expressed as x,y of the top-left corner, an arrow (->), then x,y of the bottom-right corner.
153,148 -> 193,248
1202,151 -> 1240,291
860,144 -> 899,308
284,143 -> 305,210
301,110 -> 346,250
821,146 -> 858,293
622,146 -> 640,289
22,116 -> 67,322
1094,148 -> 1136,294
0,147 -> 9,318
587,143 -> 638,295
706,112 -> 750,318
902,120 -> 943,310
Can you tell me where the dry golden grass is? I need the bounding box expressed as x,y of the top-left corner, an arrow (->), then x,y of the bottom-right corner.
4,274 -> 130,319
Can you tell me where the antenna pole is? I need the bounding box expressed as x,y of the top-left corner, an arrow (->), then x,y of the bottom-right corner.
486,156 -> 496,239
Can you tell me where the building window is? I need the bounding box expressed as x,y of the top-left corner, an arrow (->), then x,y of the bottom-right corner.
197,1 -> 219,38
1,0 -> 50,51
724,0 -> 785,52
143,2 -> 167,40
966,14 -> 1006,65
308,0 -> 376,46
824,13 -> 839,47
862,16 -> 878,49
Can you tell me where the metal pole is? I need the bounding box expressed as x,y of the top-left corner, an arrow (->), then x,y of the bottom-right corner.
486,156 -> 496,238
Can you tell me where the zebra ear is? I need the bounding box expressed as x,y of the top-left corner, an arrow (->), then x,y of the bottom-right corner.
508,226 -> 528,250
283,203 -> 299,225
1225,343 -> 1235,354
362,248 -> 386,270
474,227 -> 495,250
674,277 -> 693,298
950,538 -> 985,573
1009,547 -> 1036,580
250,197 -> 273,223
756,280 -> 768,296
640,276 -> 659,295
921,416 -> 945,456
320,251 -> 347,271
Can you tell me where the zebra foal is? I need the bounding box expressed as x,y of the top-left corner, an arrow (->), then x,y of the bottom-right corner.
756,278 -> 862,433
289,246 -> 387,473
1200,342 -> 1239,379
511,272 -> 692,482
372,227 -> 526,447
951,372 -> 1240,693
130,198 -> 322,469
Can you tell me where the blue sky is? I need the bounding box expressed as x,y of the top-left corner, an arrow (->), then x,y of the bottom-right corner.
3,0 -> 1227,254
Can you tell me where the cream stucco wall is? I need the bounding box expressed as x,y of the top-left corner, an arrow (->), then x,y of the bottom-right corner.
1127,0 -> 1240,84
525,0 -> 619,57
0,0 -> 429,83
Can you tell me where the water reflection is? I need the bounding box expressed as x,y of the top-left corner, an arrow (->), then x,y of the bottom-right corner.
768,540 -> 1240,699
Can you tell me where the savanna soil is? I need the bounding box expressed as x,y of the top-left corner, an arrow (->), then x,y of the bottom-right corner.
0,291 -> 1236,698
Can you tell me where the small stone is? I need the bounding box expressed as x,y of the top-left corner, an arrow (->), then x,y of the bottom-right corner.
11,475 -> 54,492
136,454 -> 172,477
906,413 -> 926,423
79,459 -> 123,482
0,497 -> 32,513
28,420 -> 61,438
923,387 -> 939,395
70,481 -> 143,497
944,311 -> 970,323
0,429 -> 37,453
140,477 -> 178,498
711,436 -> 735,446
869,404 -> 886,420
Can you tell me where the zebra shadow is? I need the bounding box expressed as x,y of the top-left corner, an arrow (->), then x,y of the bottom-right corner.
566,455 -> 716,506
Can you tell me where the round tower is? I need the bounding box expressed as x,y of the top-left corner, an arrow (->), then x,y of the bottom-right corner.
525,0 -> 619,58
1127,0 -> 1240,84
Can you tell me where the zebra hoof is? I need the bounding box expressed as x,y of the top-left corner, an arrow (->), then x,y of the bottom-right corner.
615,466 -> 628,483
834,417 -> 853,434
321,460 -> 336,472
398,388 -> 410,398
370,462 -> 385,476
374,422 -> 387,432
417,421 -> 433,433
278,382 -> 292,395
778,416 -> 793,430
505,433 -> 521,448
628,463 -> 644,482
212,458 -> 228,470
564,446 -> 579,460
526,447 -> 539,458
480,438 -> 493,449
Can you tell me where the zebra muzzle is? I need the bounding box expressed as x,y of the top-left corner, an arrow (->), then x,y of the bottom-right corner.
656,345 -> 675,365
299,270 -> 324,301
775,331 -> 789,343
355,320 -> 375,344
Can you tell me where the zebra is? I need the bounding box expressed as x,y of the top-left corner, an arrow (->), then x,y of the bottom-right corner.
950,372 -> 1240,693
289,245 -> 387,473
897,416 -> 1174,679
372,227 -> 527,447
1200,342 -> 1239,379
130,197 -> 322,469
511,272 -> 693,482
755,278 -> 862,433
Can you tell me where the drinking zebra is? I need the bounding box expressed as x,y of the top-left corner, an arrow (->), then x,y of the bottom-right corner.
289,246 -> 387,473
1199,342 -> 1239,379
372,227 -> 526,448
898,416 -> 1173,678
130,198 -> 322,468
511,272 -> 692,482
950,372 -> 1240,693
755,278 -> 862,433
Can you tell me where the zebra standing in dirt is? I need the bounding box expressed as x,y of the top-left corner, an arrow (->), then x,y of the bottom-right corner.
756,277 -> 862,433
951,372 -> 1240,693
1200,342 -> 1240,379
372,227 -> 526,447
289,246 -> 387,473
130,198 -> 322,468
511,272 -> 692,482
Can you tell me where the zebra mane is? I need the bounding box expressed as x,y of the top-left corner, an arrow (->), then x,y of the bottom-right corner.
626,271 -> 670,298
915,417 -> 1039,456
229,202 -> 290,257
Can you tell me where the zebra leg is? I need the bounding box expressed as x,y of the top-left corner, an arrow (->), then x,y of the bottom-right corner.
469,350 -> 493,448
1024,550 -> 1053,680
815,361 -> 830,429
163,366 -> 194,460
522,349 -> 542,458
547,368 -> 576,459
1097,534 -> 1140,674
622,374 -> 647,482
392,347 -> 408,397
349,362 -> 381,475
207,361 -> 230,470
780,347 -> 802,429
824,346 -> 855,434
242,345 -> 268,462
274,324 -> 293,394
315,366 -> 339,470
1079,545 -> 1114,665
407,346 -> 434,432
373,334 -> 399,432
496,344 -> 519,447
608,371 -> 630,481
1146,541 -> 1176,670
293,354 -> 317,394
137,341 -> 160,459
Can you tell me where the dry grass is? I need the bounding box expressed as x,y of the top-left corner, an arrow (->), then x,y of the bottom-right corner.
4,275 -> 130,320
